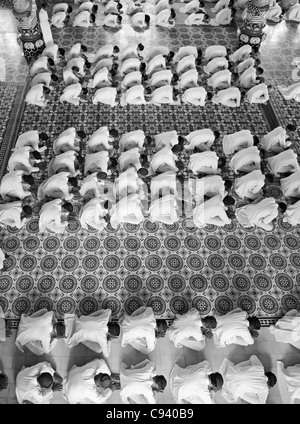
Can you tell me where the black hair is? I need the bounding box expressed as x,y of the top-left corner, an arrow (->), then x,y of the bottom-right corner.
202,315 -> 217,329
172,73 -> 179,83
81,44 -> 88,52
66,5 -> 73,13
63,202 -> 73,213
224,179 -> 232,190
248,316 -> 261,330
265,372 -> 277,388
153,375 -> 167,392
137,167 -> 148,177
108,322 -> 120,336
0,374 -> 8,391
213,130 -> 220,139
90,13 -> 96,23
43,86 -> 51,94
76,154 -> 84,165
113,45 -> 120,53
92,5 -> 98,13
54,321 -> 66,337
199,0 -> 205,7
81,87 -> 88,95
206,91 -> 213,100
173,87 -> 179,98
178,135 -> 185,145
51,74 -> 59,82
144,135 -> 152,145
287,123 -> 297,131
22,205 -> 32,216
117,14 -> 122,24
256,66 -> 264,75
140,62 -> 146,72
109,128 -> 119,138
97,171 -> 108,180
85,61 -> 92,69
156,319 -> 168,335
38,372 -> 53,389
110,157 -> 118,168
209,372 -> 223,390
23,174 -> 34,185
171,144 -> 183,153
138,43 -> 144,51
145,14 -> 150,24
48,58 -> 55,67
265,174 -> 274,183
77,130 -> 86,139
176,161 -> 185,170
68,177 -> 78,187
39,132 -> 49,141
58,47 -> 65,56
223,195 -> 235,206
253,135 -> 260,145
72,66 -> 80,72
278,201 -> 287,213
103,200 -> 109,209
231,7 -> 236,15
32,150 -> 42,160
170,8 -> 176,18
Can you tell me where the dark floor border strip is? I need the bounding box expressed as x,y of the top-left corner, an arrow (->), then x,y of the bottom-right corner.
259,100 -> 281,132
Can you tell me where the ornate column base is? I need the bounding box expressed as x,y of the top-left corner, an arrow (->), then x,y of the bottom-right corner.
237,24 -> 267,52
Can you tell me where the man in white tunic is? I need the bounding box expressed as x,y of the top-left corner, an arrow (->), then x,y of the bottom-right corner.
37,172 -> 78,201
145,46 -> 169,63
51,6 -> 72,28
15,309 -> 65,355
79,172 -> 106,199
92,87 -> 118,107
7,146 -> 41,174
91,67 -> 112,88
48,150 -> 80,177
14,130 -> 48,153
119,130 -> 148,153
103,13 -> 122,28
148,146 -> 180,175
63,359 -> 115,404
207,69 -> 232,90
52,127 -> 84,155
118,147 -> 145,173
25,84 -> 51,108
72,11 -> 95,27
193,194 -> 231,227
173,46 -> 201,62
0,202 -> 32,229
222,129 -> 256,155
30,71 -> 59,88
0,171 -> 34,201
178,69 -> 199,90
282,200 -> 300,226
277,82 -> 300,101
121,71 -> 143,90
86,126 -> 117,154
155,8 -> 176,27
39,199 -> 72,233
229,146 -> 261,174
67,43 -> 88,60
237,66 -> 263,89
114,167 -> 145,200
64,309 -> 120,355
189,175 -> 230,204
92,45 -> 119,62
269,310 -> 300,349
150,171 -> 179,201
146,54 -> 166,76
84,151 -> 109,176
119,306 -> 167,354
185,11 -> 210,25
277,361 -> 300,404
234,169 -> 265,200
189,151 -> 223,175
182,87 -> 208,106
185,128 -> 219,152
120,85 -> 148,106
236,197 -> 279,230
29,56 -> 54,76
246,83 -> 269,104
176,54 -> 196,75
120,58 -> 143,76
229,44 -> 252,64
260,126 -> 292,152
204,45 -> 228,61
168,309 -> 217,350
283,3 -> 300,21
280,170 -> 300,198
150,85 -> 178,106
213,309 -> 261,348
60,83 -> 87,106
149,193 -> 179,224
149,69 -> 176,88
211,86 -> 241,107
235,57 -> 258,75
154,130 -> 181,151
203,56 -> 229,75
267,149 -> 300,176
79,198 -> 108,231
219,355 -> 277,404
170,361 -> 223,404
109,193 -> 145,229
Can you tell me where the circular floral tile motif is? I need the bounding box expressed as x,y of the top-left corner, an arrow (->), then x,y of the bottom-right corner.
168,274 -> 186,292
124,255 -> 142,271
0,297 -> 8,312
259,295 -> 278,314
59,275 -> 77,293
103,255 -> 120,271
269,253 -> 287,270
104,236 -> 121,251
0,276 -> 12,292
26,218 -> 39,233
102,297 -> 121,316
207,254 -> 225,271
281,294 -> 300,312
164,236 -> 181,251
147,296 -> 166,315
170,296 -> 189,315
83,236 -> 100,252
125,275 -> 143,293
191,296 -> 211,314
237,295 -> 256,314
79,297 -> 98,315
144,236 -> 161,251
124,296 -> 143,315
249,254 -> 266,270
162,222 -> 180,232
187,254 -> 204,271
143,220 -> 160,233
284,235 -> 300,250
184,235 -> 201,251
23,236 -> 40,252
61,255 -> 79,272
63,236 -> 80,252
189,274 -> 207,292
20,255 -> 37,272
290,253 -> 300,269
16,275 -> 33,293
82,255 -> 100,272
146,275 -> 164,293
204,235 -> 221,251
232,274 -> 251,292
145,254 -> 163,271
274,273 -> 293,291
224,235 -> 241,251
214,296 -> 234,314
266,185 -> 282,199
37,275 -> 56,293
123,223 -> 140,233
66,218 -> 81,233
124,236 -> 140,251
264,235 -> 281,250
3,236 -> 20,252
228,254 -> 246,270
277,217 -> 293,232
43,236 -> 60,252
81,275 -> 100,293
12,297 -> 31,316
253,273 -> 272,291
34,297 -> 53,312
244,235 -> 261,251
223,221 -> 237,232
2,255 -> 16,271
166,254 -> 183,271
57,297 -> 76,314
211,274 -> 229,292
182,218 -> 197,233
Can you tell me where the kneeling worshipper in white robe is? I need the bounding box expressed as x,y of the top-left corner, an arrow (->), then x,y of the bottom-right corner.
182,86 -> 208,106
119,130 -> 147,153
211,86 -> 241,107
280,170 -> 300,198
148,146 -> 179,175
72,10 -> 95,27
120,85 -> 148,106
267,148 -> 300,177
184,11 -> 210,25
229,44 -> 252,64
282,199 -> 300,226
25,84 -> 50,108
269,310 -> 300,349
63,67 -> 81,86
149,69 -> 175,88
63,359 -> 115,404
15,309 -> 65,355
235,57 -> 257,76
113,167 -> 145,201
204,44 -> 228,61
203,56 -> 229,75
188,175 -> 229,205
0,201 -> 32,229
119,306 -> 167,354
14,130 -> 48,153
170,361 -> 224,404
52,127 -> 84,155
246,83 -> 269,104
207,69 -> 232,90
39,199 -> 72,233
91,67 -> 112,89
260,126 -> 292,153
219,355 -> 277,404
109,193 -> 145,229
79,172 -> 105,199
210,7 -> 234,26
222,129 -> 255,155
92,87 -> 118,107
84,151 -> 109,176
121,71 -> 143,90
29,55 -> 54,76
60,83 -> 86,106
154,130 -> 180,151
265,1 -> 283,21
7,146 -> 41,174
277,361 -> 300,404
213,309 -> 261,348
67,57 -> 89,77
173,46 -> 200,62
150,85 -> 177,106
131,12 -> 151,28
237,66 -> 262,89
86,126 -> 117,154
119,58 -> 143,76
37,172 -> 77,201
30,71 -> 58,88
234,169 -> 265,200
51,6 -> 72,28
79,198 -> 108,231
184,129 -> 219,152
277,81 -> 300,101
178,69 -> 199,90
148,193 -> 179,224
211,0 -> 232,13
229,145 -> 261,174
236,197 -> 279,230
120,43 -> 145,62
156,8 -> 176,27
64,309 -> 120,356
176,55 -> 196,75
150,171 -> 179,201
103,13 -> 122,28
0,171 -> 34,201
283,2 -> 300,21
189,151 -> 222,175
120,359 -> 166,404
48,150 -> 80,177
16,362 -> 62,404
146,54 -> 166,76
145,46 -> 169,63
168,309 -> 217,350
66,42 -> 88,61
91,44 -> 119,63
91,58 -> 116,77
41,43 -> 63,64
180,0 -> 203,14
118,147 -> 144,173
193,194 -> 231,228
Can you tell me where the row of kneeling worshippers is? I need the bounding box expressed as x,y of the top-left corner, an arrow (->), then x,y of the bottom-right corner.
25,42 -> 274,108
0,123 -> 300,245
1,305 -> 300,403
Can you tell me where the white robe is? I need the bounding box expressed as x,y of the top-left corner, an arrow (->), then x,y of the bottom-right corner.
204,45 -> 227,61
280,170 -> 300,198
277,81 -> 300,101
121,71 -> 142,90
119,130 -> 145,153
269,310 -> 300,349
93,87 -> 117,107
145,46 -> 169,63
222,129 -> 254,155
29,56 -> 49,76
229,146 -> 261,174
60,83 -> 82,106
7,146 -> 39,174
51,11 -> 67,28
131,12 -> 148,27
86,126 -> 113,154
178,69 -> 199,90
203,56 -> 229,75
154,130 -> 178,150
37,172 -> 72,201
110,193 -> 144,229
260,126 -> 291,152
212,86 -> 241,107
229,44 -> 252,64
176,55 -> 196,75
238,66 -> 258,89
246,83 -> 269,104
92,58 -> 113,76
25,84 -> 47,108
189,175 -> 226,204
114,167 -> 145,200
182,87 -> 207,106
48,150 -> 78,177
120,85 -> 146,106
63,359 -> 112,404
79,172 -> 104,198
236,197 -> 278,230
277,361 -> 300,404
189,151 -> 219,175
16,362 -> 55,404
168,308 -> 205,350
220,356 -> 270,404
118,147 -> 142,172
265,3 -> 282,21
64,310 -> 111,355
84,151 -> 109,175
170,361 -> 214,404
173,46 -> 198,62
155,9 -> 174,27
92,67 -> 111,89
41,43 -> 58,62
103,14 -> 121,27
31,71 -> 52,88
149,193 -> 179,224
151,85 -> 175,105
67,57 -> 85,76
185,11 -> 208,25
120,58 -> 141,76
185,129 -> 215,151
0,201 -> 25,229
283,200 -> 300,226
63,68 -> 80,86
15,130 -> 46,152
236,57 -> 255,75
211,0 -> 230,13
207,69 -> 232,90
79,198 -> 107,231
148,145 -> 178,175
267,148 -> 300,176
234,169 -> 265,200
39,199 -> 68,233
53,127 -> 79,155
150,171 -> 178,200
146,54 -> 166,75
193,194 -> 231,227
213,309 -> 254,348
72,10 -> 93,27
283,3 -> 300,21
210,7 -> 233,25
180,0 -> 201,14
149,69 -> 173,87
93,45 -> 116,62
0,170 -> 31,201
